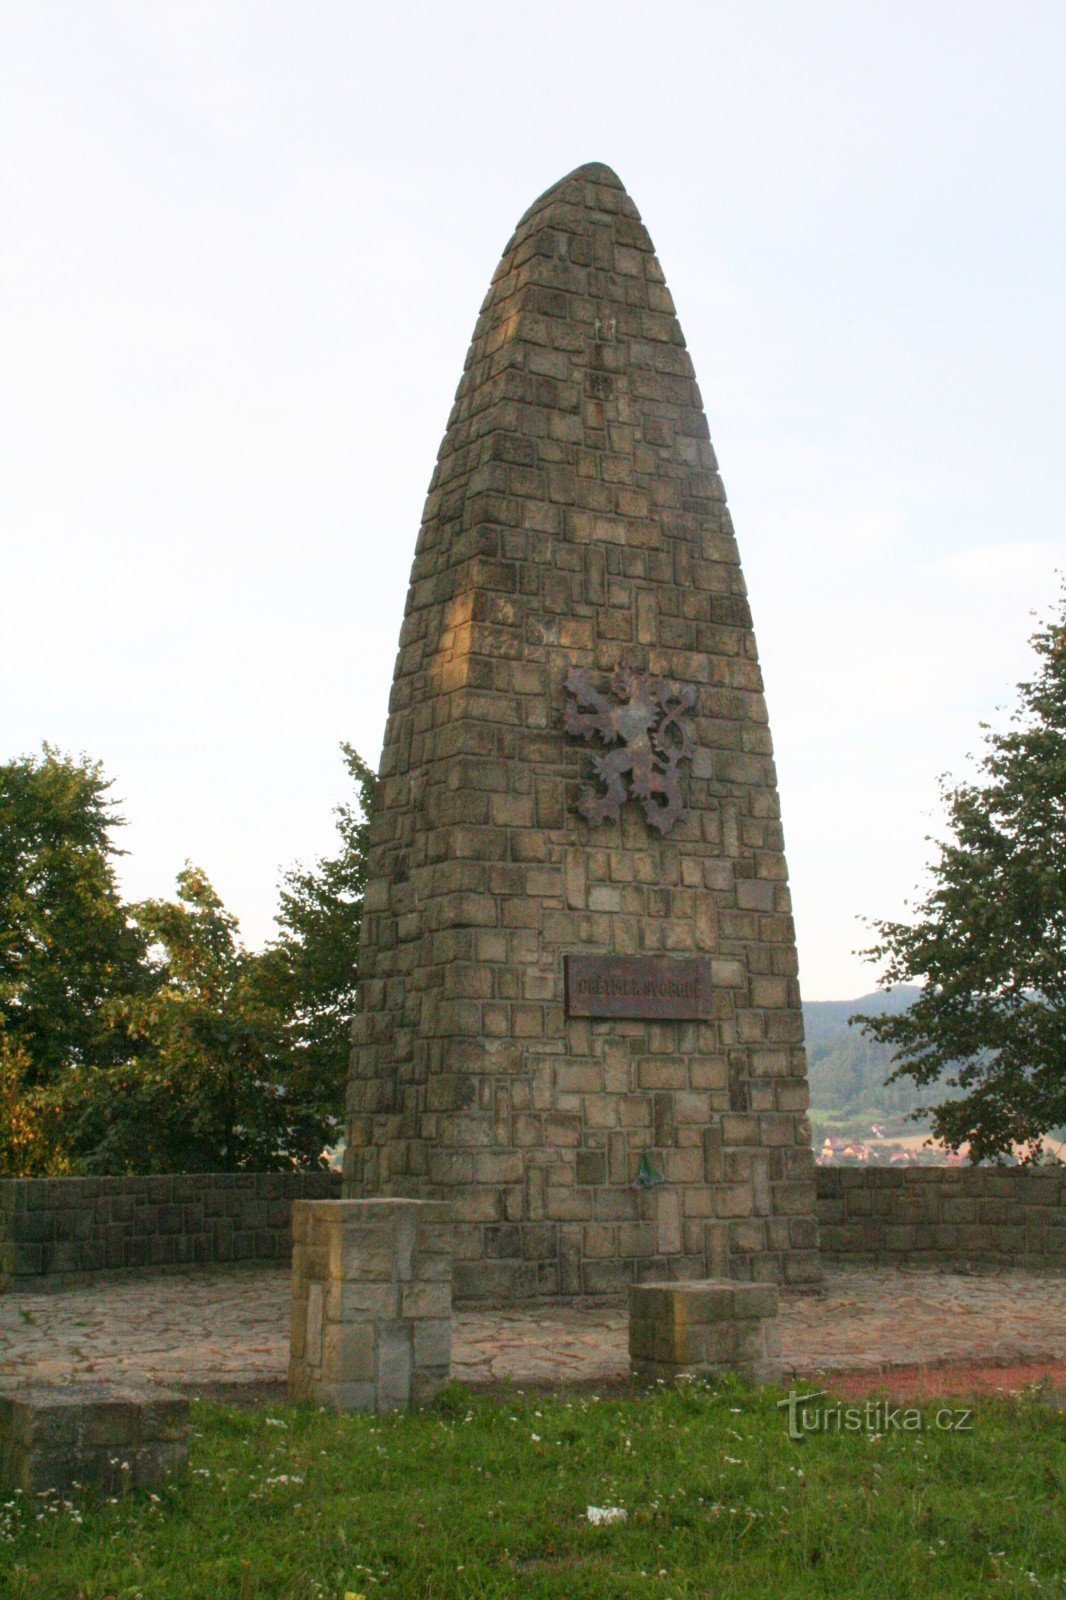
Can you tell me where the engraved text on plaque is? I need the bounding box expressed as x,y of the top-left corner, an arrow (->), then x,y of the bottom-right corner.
564,955 -> 714,1020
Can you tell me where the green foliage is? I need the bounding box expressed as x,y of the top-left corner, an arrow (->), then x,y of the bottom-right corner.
1,1385 -> 1062,1598
0,741 -> 375,1175
253,743 -> 376,1143
55,864 -> 315,1173
805,990 -> 933,1133
0,1029 -> 68,1175
0,746 -> 148,1087
856,593 -> 1066,1161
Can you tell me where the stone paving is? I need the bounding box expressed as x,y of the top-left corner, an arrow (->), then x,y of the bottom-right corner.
1,1263 -> 1063,1394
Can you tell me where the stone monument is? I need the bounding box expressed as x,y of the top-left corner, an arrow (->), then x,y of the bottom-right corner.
344,162 -> 820,1301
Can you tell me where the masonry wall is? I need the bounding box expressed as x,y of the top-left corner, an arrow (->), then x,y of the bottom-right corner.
3,1167 -> 1063,1290
0,1172 -> 342,1291
816,1167 -> 1066,1267
344,161 -> 820,1301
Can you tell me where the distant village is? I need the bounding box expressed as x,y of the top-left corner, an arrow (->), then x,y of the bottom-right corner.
813,1127 -> 1064,1167
813,1132 -> 960,1171
814,1129 -> 969,1167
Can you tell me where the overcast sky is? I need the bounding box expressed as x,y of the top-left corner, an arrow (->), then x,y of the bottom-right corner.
2,2 -> 1063,999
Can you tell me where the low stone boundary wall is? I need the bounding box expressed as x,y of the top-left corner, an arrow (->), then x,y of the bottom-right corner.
0,1172 -> 342,1290
816,1166 -> 1066,1266
5,1166 -> 1063,1290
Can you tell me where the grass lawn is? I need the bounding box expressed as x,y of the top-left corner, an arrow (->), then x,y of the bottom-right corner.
0,1376 -> 1062,1599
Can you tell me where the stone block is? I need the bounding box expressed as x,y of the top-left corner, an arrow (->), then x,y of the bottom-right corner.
575,1149 -> 607,1186
376,1326 -> 413,1409
401,1282 -> 451,1320
289,1200 -> 452,1412
583,1259 -> 635,1294
782,1251 -> 822,1285
629,1278 -> 780,1383
0,1383 -> 188,1495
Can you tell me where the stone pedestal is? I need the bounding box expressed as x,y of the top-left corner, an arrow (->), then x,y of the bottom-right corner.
629,1279 -> 781,1383
289,1199 -> 451,1411
0,1382 -> 188,1495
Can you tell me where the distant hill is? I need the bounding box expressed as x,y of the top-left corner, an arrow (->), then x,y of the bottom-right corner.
801,987 -> 934,1135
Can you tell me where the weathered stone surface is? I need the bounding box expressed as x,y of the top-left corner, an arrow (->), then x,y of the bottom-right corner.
0,1382 -> 188,1494
0,1172 -> 341,1291
288,1199 -> 451,1411
344,161 -> 820,1298
816,1166 -> 1066,1266
629,1278 -> 781,1382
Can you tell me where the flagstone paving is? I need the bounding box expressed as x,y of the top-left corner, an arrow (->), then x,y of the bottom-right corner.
0,1264 -> 1062,1394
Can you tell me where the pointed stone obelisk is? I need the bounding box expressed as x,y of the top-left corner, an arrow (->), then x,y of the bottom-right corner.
345,163 -> 820,1301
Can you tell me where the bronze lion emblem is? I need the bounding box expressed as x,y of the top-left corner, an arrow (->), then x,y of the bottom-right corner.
564,666 -> 697,835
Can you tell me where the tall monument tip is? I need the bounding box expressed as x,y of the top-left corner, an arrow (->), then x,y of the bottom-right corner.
559,160 -> 625,188
515,162 -> 631,229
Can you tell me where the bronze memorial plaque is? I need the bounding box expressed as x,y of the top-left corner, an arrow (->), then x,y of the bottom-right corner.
564,955 -> 715,1020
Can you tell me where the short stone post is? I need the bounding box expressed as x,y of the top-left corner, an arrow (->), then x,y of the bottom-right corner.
0,1382 -> 188,1495
629,1280 -> 781,1384
289,1199 -> 451,1412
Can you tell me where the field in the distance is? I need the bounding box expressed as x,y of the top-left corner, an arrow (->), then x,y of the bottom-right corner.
2,1378 -> 1062,1599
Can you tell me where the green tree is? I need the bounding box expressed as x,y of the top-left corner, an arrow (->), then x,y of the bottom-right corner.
253,743 -> 376,1148
0,742 -> 375,1175
60,864 -> 323,1173
0,746 -> 148,1088
855,593 -> 1066,1161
